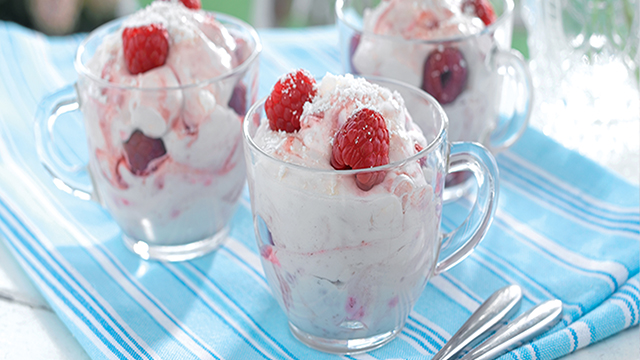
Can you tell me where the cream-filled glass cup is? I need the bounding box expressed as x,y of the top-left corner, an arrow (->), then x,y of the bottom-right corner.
35,2 -> 261,261
243,74 -> 498,354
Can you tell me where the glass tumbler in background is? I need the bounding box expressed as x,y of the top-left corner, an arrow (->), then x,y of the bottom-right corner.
336,0 -> 532,200
35,13 -> 261,261
243,77 -> 499,354
522,0 -> 640,183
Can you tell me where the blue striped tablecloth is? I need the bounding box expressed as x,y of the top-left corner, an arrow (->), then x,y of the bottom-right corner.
0,21 -> 638,360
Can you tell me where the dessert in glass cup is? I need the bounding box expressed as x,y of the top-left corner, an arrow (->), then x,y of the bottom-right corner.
35,0 -> 261,261
242,70 -> 498,353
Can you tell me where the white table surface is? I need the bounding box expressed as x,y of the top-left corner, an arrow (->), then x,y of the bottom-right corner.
0,232 -> 638,359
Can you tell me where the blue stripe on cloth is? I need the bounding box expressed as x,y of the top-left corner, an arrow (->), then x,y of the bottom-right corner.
0,21 -> 638,360
0,201 -> 133,359
183,263 -> 300,360
498,154 -> 639,221
568,327 -> 579,352
497,275 -> 640,360
0,200 -> 157,360
406,314 -> 448,345
442,205 -> 623,317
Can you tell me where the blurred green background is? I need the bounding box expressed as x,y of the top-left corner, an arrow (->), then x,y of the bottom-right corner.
139,0 -> 529,57
138,0 -> 253,23
0,0 -> 529,57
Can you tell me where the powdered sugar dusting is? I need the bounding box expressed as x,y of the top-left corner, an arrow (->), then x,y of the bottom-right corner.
255,73 -> 427,169
304,73 -> 401,117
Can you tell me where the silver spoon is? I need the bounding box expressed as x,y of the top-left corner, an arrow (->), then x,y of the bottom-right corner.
431,285 -> 523,360
458,299 -> 563,360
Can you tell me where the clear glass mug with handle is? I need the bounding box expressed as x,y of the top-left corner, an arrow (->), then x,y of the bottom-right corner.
336,0 -> 532,200
242,76 -> 499,354
34,13 -> 261,261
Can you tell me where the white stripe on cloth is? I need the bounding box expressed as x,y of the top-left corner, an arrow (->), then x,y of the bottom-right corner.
407,312 -> 450,347
563,328 -> 578,353
500,175 -> 640,239
397,333 -> 430,356
496,210 -> 629,291
402,323 -> 441,354
219,246 -> 271,293
501,152 -> 640,215
610,298 -> 635,328
351,353 -> 379,360
223,236 -> 266,280
28,31 -> 71,89
429,276 -> 481,313
571,321 -> 593,350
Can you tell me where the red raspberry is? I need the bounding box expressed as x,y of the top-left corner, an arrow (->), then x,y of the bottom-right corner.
160,0 -> 201,10
123,130 -> 167,175
422,47 -> 468,105
229,81 -> 247,117
122,23 -> 169,75
265,69 -> 317,133
331,108 -> 390,191
462,0 -> 497,26
178,0 -> 201,9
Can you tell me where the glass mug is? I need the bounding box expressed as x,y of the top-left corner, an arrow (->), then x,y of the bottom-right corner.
242,77 -> 499,354
336,0 -> 532,200
34,13 -> 261,262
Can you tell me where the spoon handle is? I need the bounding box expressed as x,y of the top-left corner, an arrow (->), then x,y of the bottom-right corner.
431,285 -> 522,360
459,299 -> 563,360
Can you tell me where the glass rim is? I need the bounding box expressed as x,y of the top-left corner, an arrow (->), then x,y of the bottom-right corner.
74,11 -> 262,92
243,75 -> 449,175
335,0 -> 514,45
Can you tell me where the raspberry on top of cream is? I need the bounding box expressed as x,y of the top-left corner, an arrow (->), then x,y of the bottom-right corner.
88,0 -> 240,87
255,72 -> 427,179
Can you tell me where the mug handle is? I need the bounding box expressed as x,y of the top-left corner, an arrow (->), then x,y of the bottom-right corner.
34,84 -> 96,202
434,142 -> 499,275
487,49 -> 533,153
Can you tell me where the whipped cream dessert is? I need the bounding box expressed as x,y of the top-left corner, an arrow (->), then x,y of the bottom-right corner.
350,0 -> 501,143
80,0 -> 254,246
247,71 -> 443,340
